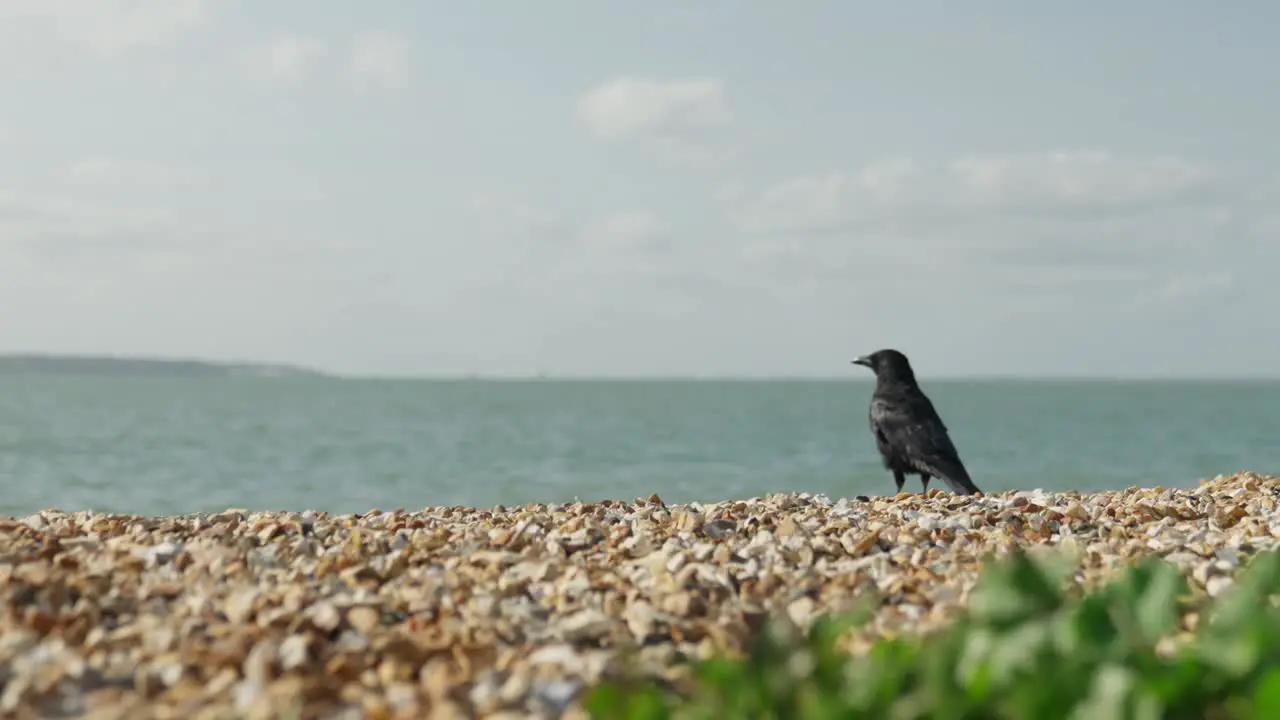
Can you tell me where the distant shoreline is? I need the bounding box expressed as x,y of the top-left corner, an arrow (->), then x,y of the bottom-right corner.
1,353 -> 1276,382
0,353 -> 329,379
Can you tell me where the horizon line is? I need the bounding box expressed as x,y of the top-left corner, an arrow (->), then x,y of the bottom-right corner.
3,352 -> 1277,383
329,372 -> 1280,382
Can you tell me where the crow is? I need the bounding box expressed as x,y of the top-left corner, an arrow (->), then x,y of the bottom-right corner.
851,349 -> 982,496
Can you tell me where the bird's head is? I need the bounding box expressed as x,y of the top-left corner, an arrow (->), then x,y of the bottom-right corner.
851,348 -> 917,382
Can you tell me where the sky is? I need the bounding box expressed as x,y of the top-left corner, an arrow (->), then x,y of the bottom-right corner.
2,1 -> 1279,379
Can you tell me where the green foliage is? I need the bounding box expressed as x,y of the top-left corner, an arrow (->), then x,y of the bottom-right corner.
585,547 -> 1280,720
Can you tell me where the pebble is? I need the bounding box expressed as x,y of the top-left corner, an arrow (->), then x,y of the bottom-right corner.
0,471 -> 1277,718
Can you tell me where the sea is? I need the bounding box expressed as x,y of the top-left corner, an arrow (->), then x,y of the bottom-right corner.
1,376 -> 1278,518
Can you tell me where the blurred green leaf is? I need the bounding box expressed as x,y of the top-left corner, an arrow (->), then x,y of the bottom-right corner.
587,547 -> 1280,720
1208,551 -> 1280,635
1248,668 -> 1280,719
1112,556 -> 1188,644
1055,594 -> 1117,658
584,682 -> 672,720
967,547 -> 1066,628
1069,664 -> 1162,720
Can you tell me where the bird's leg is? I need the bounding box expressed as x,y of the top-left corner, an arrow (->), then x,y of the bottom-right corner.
893,470 -> 906,494
920,474 -> 932,494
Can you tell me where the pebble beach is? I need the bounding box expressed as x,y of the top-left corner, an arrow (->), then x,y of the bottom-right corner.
3,471 -> 1279,719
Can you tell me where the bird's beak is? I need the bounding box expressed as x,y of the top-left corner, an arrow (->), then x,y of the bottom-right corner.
851,356 -> 870,368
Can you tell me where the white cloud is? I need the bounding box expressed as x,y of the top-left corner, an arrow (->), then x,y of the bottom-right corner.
1159,271 -> 1233,301
0,0 -> 214,59
347,31 -> 411,91
465,191 -> 567,244
734,151 -> 1216,235
237,35 -> 326,86
0,187 -> 180,259
947,152 -> 1213,212
63,158 -> 200,191
3,155 -> 213,263
581,211 -> 667,252
576,77 -> 734,141
718,149 -> 1254,320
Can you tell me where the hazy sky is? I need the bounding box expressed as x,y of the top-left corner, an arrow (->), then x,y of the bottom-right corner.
3,2 -> 1278,378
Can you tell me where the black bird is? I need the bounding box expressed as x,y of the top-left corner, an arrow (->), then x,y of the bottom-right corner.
851,349 -> 983,496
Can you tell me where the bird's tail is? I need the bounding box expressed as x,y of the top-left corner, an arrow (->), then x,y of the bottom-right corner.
939,462 -> 983,496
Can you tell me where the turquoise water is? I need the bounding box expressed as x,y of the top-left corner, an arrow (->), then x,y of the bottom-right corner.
1,377 -> 1277,517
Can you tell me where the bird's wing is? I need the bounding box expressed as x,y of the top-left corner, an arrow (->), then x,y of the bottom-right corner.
913,393 -> 947,432
870,395 -> 962,472
870,391 -> 982,495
